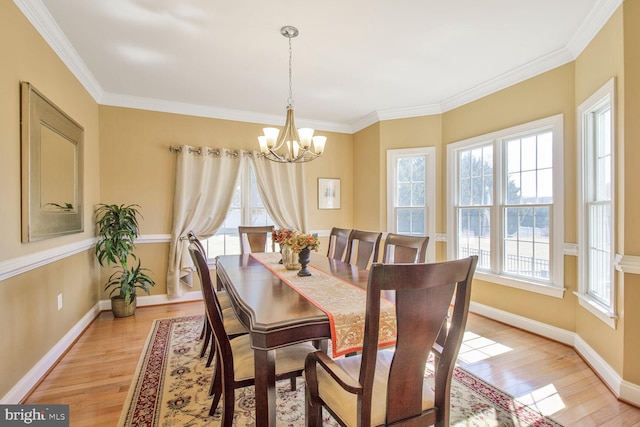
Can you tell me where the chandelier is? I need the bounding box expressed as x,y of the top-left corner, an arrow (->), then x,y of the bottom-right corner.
258,26 -> 326,163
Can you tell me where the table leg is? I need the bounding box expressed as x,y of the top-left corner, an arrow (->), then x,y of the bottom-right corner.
254,348 -> 276,427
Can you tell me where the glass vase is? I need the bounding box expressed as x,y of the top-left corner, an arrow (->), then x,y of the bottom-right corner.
281,245 -> 300,270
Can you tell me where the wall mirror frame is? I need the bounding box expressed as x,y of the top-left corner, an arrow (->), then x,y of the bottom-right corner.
21,82 -> 84,242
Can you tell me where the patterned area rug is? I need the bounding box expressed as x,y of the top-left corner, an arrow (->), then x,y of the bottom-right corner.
119,315 -> 563,426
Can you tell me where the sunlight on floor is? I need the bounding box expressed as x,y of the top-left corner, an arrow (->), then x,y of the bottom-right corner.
516,384 -> 566,416
457,331 -> 513,363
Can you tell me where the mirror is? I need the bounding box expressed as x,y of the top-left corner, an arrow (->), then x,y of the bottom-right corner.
21,82 -> 84,242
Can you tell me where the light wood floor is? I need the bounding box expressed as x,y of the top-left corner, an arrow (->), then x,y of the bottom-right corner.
24,302 -> 640,426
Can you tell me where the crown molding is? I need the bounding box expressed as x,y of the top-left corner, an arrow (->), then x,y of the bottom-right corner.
99,93 -> 354,134
13,0 -> 103,100
566,0 -> 623,57
16,0 -> 621,135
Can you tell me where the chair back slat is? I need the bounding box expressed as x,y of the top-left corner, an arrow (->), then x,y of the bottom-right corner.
326,227 -> 352,261
381,233 -> 430,263
238,225 -> 275,254
345,229 -> 382,270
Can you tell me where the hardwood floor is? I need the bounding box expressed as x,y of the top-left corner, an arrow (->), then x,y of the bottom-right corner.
24,302 -> 640,426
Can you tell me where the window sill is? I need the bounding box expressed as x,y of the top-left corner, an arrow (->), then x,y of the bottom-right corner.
573,292 -> 617,329
474,271 -> 566,298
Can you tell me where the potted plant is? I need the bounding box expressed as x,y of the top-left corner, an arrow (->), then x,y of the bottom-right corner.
95,203 -> 155,317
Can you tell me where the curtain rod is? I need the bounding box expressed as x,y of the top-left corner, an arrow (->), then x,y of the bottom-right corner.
168,146 -> 244,158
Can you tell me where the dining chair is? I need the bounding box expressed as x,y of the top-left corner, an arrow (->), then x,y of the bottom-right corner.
326,227 -> 352,262
238,225 -> 275,254
189,247 -> 316,425
381,232 -> 430,264
344,229 -> 382,270
187,232 -> 247,368
305,256 -> 478,427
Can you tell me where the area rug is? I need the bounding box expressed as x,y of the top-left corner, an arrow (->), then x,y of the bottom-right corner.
119,315 -> 563,426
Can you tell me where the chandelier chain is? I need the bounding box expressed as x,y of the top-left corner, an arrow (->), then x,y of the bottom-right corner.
288,35 -> 294,108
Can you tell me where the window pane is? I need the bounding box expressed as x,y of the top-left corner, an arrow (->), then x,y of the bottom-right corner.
537,168 -> 553,202
460,177 -> 471,206
503,206 -> 550,280
507,139 -> 520,173
537,132 -> 553,169
398,183 -> 411,206
520,171 -> 536,202
458,207 -> 490,269
397,209 -> 411,233
588,202 -> 611,305
411,156 -> 425,181
521,136 -> 537,171
412,182 -> 425,206
397,158 -> 411,182
506,174 -> 521,204
411,209 -> 425,234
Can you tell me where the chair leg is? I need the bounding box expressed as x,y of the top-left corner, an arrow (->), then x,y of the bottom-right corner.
210,356 -> 222,397
305,385 -> 322,427
199,316 -> 207,339
221,382 -> 235,427
200,322 -> 211,358
290,377 -> 296,391
206,340 -> 216,368
209,364 -> 222,415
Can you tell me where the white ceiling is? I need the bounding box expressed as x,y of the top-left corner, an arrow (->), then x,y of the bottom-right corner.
16,0 -> 620,133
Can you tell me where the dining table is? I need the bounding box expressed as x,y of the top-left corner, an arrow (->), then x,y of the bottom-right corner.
215,251 -> 396,427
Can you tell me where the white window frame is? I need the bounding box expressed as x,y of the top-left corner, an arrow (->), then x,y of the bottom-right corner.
576,77 -> 617,328
447,115 -> 565,298
386,147 -> 436,262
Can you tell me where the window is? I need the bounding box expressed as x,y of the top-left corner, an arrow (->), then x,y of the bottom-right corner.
577,78 -> 616,327
447,115 -> 564,296
387,147 -> 436,262
204,165 -> 273,258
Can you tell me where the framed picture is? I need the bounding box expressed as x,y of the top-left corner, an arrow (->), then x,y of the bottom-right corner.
318,178 -> 341,209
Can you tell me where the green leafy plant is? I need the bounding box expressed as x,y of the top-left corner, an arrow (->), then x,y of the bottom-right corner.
95,203 -> 155,305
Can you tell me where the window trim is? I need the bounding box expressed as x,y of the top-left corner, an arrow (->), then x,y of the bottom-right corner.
576,77 -> 617,328
386,147 -> 436,262
447,114 -> 565,297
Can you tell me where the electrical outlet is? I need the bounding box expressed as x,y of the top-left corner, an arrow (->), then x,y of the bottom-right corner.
57,293 -> 63,310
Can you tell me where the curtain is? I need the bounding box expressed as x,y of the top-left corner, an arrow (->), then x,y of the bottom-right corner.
166,145 -> 244,297
249,151 -> 309,232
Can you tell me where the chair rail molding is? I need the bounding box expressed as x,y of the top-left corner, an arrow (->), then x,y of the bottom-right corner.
0,238 -> 94,282
0,234 -> 172,281
614,254 -> 640,275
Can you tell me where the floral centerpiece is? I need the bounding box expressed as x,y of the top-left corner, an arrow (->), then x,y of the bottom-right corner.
288,232 -> 320,277
272,228 -> 295,246
289,232 -> 320,253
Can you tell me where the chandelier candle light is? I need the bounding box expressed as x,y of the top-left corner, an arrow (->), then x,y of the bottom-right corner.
258,26 -> 326,163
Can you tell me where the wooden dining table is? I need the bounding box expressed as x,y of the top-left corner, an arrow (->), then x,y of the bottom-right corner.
215,252 -> 372,427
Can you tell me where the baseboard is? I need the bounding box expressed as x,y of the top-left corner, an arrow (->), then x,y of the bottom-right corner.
98,291 -> 203,311
470,301 -> 640,407
1,302 -> 101,404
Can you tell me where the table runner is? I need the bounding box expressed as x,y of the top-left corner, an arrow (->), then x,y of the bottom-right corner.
250,252 -> 396,357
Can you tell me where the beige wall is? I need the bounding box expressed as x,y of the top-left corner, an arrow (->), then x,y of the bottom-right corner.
0,1 -> 100,399
621,0 -> 640,384
353,123 -> 382,230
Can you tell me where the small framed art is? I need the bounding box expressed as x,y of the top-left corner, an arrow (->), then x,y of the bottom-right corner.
318,178 -> 341,209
